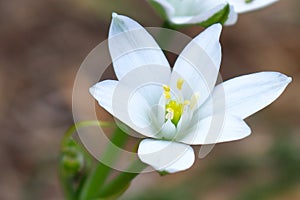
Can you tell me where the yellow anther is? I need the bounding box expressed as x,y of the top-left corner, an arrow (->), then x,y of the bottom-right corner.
164,91 -> 171,99
177,78 -> 184,90
162,81 -> 200,127
183,100 -> 190,106
163,85 -> 171,99
163,85 -> 170,92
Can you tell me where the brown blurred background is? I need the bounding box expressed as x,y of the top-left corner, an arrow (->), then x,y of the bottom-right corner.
0,0 -> 300,199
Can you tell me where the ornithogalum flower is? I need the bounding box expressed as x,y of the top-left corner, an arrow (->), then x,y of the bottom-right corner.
148,0 -> 278,26
90,13 -> 291,173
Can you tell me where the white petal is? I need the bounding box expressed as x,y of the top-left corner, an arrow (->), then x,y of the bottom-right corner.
149,103 -> 165,131
176,112 -> 189,133
89,80 -> 157,138
159,119 -> 177,140
128,89 -> 152,130
89,80 -> 118,115
163,0 -> 227,25
191,24 -> 222,67
138,139 -> 195,173
109,13 -> 171,82
201,72 -> 292,120
228,0 -> 278,13
171,24 -> 222,106
169,4 -> 227,25
134,84 -> 164,108
179,114 -> 251,145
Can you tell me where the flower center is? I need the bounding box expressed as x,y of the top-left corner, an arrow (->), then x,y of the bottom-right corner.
166,100 -> 183,125
163,78 -> 199,126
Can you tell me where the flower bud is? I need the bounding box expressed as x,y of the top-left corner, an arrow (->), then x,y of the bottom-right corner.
60,139 -> 85,176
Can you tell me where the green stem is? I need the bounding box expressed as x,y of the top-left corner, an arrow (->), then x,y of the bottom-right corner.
98,159 -> 148,198
60,120 -> 114,200
62,120 -> 114,146
59,170 -> 77,200
79,127 -> 129,200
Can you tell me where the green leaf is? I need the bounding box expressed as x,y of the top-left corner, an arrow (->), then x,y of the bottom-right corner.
97,159 -> 147,198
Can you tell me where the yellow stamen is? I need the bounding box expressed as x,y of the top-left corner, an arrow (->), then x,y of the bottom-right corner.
163,85 -> 170,92
183,100 -> 190,106
190,92 -> 200,110
177,78 -> 184,90
161,79 -> 199,127
164,91 -> 171,99
163,85 -> 171,99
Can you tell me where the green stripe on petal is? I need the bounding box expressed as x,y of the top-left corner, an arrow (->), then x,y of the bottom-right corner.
199,4 -> 230,27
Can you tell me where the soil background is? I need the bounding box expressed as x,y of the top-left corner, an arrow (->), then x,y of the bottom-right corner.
0,0 -> 300,199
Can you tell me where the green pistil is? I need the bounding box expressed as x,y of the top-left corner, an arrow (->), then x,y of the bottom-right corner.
245,0 -> 253,3
166,100 -> 183,126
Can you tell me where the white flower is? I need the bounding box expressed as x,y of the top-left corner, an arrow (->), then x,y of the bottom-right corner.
148,0 -> 278,26
90,13 -> 291,173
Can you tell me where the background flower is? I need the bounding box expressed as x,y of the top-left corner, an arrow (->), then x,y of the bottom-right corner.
148,0 -> 278,26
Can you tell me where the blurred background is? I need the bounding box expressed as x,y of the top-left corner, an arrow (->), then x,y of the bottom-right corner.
0,0 -> 300,199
